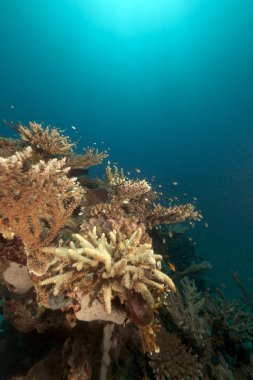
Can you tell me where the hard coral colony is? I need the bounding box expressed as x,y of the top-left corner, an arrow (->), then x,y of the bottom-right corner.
0,122 -> 252,379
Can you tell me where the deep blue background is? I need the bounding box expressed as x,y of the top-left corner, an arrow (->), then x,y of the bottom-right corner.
1,0 -> 253,292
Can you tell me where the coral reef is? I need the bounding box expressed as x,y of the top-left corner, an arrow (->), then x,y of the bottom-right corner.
0,120 -> 252,379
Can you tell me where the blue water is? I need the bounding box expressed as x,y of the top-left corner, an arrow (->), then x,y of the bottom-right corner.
0,0 -> 253,293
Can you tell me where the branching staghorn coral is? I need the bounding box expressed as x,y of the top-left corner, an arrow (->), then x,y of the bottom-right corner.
145,203 -> 202,228
0,147 -> 83,273
162,278 -> 207,349
111,178 -> 151,203
111,190 -> 200,230
40,227 -> 176,316
149,328 -> 203,380
105,164 -> 125,184
18,122 -> 75,156
65,148 -> 108,170
95,164 -> 151,203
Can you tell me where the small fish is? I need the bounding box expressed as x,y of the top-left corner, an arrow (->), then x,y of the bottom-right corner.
162,238 -> 166,244
193,197 -> 197,201
168,262 -> 176,272
168,231 -> 173,238
204,222 -> 209,228
70,125 -> 76,130
158,184 -> 162,188
127,172 -> 131,175
10,104 -> 14,109
188,237 -> 193,242
169,197 -> 173,202
172,181 -> 178,186
135,168 -> 141,173
122,199 -> 130,204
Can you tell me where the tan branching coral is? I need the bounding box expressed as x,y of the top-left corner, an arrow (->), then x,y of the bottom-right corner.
18,122 -> 75,156
40,227 -> 176,315
97,164 -> 151,203
145,204 -> 202,228
114,194 -> 200,231
105,164 -> 125,183
0,147 -> 83,273
66,148 -> 108,170
111,178 -> 151,203
149,329 -> 203,380
86,202 -> 124,220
